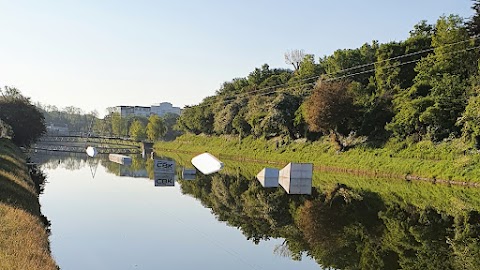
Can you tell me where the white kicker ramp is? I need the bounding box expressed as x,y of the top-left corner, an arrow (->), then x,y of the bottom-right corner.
191,153 -> 224,175
279,163 -> 313,195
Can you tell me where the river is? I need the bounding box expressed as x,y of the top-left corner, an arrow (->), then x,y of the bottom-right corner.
33,152 -> 480,270
34,153 -> 319,270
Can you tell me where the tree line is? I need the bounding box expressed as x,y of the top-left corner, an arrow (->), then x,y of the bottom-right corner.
92,111 -> 180,141
38,105 -> 180,142
176,4 -> 480,150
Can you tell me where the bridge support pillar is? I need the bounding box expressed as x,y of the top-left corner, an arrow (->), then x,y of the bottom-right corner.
141,142 -> 154,158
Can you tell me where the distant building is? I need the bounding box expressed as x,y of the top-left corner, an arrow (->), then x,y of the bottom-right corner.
114,102 -> 181,118
151,102 -> 182,116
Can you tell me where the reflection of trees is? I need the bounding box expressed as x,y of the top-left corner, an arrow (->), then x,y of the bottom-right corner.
180,171 -> 480,270
101,158 -> 121,176
181,173 -> 300,244
131,155 -> 145,171
145,158 -> 154,179
33,152 -> 93,170
100,154 -> 154,179
450,211 -> 480,269
297,185 -> 394,269
63,157 -> 83,170
33,152 -> 480,269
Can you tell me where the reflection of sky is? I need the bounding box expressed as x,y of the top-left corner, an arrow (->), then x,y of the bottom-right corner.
40,162 -> 320,270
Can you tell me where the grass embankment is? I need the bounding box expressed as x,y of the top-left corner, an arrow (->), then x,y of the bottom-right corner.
0,138 -> 57,270
155,134 -> 480,183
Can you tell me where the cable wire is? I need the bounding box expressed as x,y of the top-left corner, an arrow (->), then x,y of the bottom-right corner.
190,43 -> 480,110
201,35 -> 479,107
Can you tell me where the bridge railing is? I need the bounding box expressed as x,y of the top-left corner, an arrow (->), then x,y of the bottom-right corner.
39,135 -> 140,146
31,145 -> 140,154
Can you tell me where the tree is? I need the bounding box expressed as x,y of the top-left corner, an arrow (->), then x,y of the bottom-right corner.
304,80 -> 357,136
457,85 -> 480,147
93,115 -> 112,136
111,112 -> 128,136
288,54 -> 322,96
162,113 -> 182,141
467,0 -> 480,37
284,49 -> 305,71
213,102 -> 240,135
260,92 -> 301,138
319,42 -> 377,85
129,119 -> 146,141
176,101 -> 214,135
0,86 -> 46,146
387,15 -> 476,141
232,113 -> 251,138
146,114 -> 166,141
0,119 -> 13,138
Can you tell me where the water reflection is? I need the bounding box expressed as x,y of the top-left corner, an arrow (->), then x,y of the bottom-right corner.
181,173 -> 480,269
34,152 -> 480,269
32,152 -> 99,172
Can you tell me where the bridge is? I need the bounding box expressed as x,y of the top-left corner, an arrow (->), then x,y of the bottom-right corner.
38,135 -> 138,145
32,135 -> 143,154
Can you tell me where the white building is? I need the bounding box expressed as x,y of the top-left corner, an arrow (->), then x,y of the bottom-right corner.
151,102 -> 182,116
115,102 -> 181,118
115,106 -> 150,118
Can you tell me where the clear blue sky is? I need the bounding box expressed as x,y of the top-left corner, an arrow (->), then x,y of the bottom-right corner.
0,0 -> 474,116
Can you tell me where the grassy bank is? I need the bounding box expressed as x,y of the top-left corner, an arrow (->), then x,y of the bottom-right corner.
155,134 -> 480,183
162,151 -> 480,216
0,138 -> 57,270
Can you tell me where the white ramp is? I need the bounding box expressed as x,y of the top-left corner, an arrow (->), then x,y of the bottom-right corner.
191,153 -> 223,175
279,163 -> 313,195
256,168 -> 279,187
108,154 -> 132,165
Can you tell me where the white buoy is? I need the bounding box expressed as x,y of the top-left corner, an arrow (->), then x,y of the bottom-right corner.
191,152 -> 223,175
86,146 -> 97,157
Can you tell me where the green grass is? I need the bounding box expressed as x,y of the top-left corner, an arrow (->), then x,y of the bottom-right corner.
162,150 -> 480,215
155,134 -> 480,183
0,138 -> 57,270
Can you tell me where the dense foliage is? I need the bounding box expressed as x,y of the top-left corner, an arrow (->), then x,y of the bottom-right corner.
92,111 -> 176,142
177,169 -> 480,270
0,87 -> 46,146
176,10 -> 480,149
0,119 -> 13,138
38,104 -> 97,134
38,102 -> 177,142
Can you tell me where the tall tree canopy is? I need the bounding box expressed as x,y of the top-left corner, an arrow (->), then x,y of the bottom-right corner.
304,80 -> 357,136
176,7 -> 480,148
146,114 -> 166,141
0,86 -> 46,146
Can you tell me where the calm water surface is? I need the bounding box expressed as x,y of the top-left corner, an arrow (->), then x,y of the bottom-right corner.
34,153 -> 480,270
36,154 -> 320,270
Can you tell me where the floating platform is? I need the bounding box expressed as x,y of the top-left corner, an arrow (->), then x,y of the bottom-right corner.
182,168 -> 197,180
108,154 -> 132,165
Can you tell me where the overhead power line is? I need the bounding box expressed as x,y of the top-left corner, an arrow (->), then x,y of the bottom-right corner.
189,38 -> 480,110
